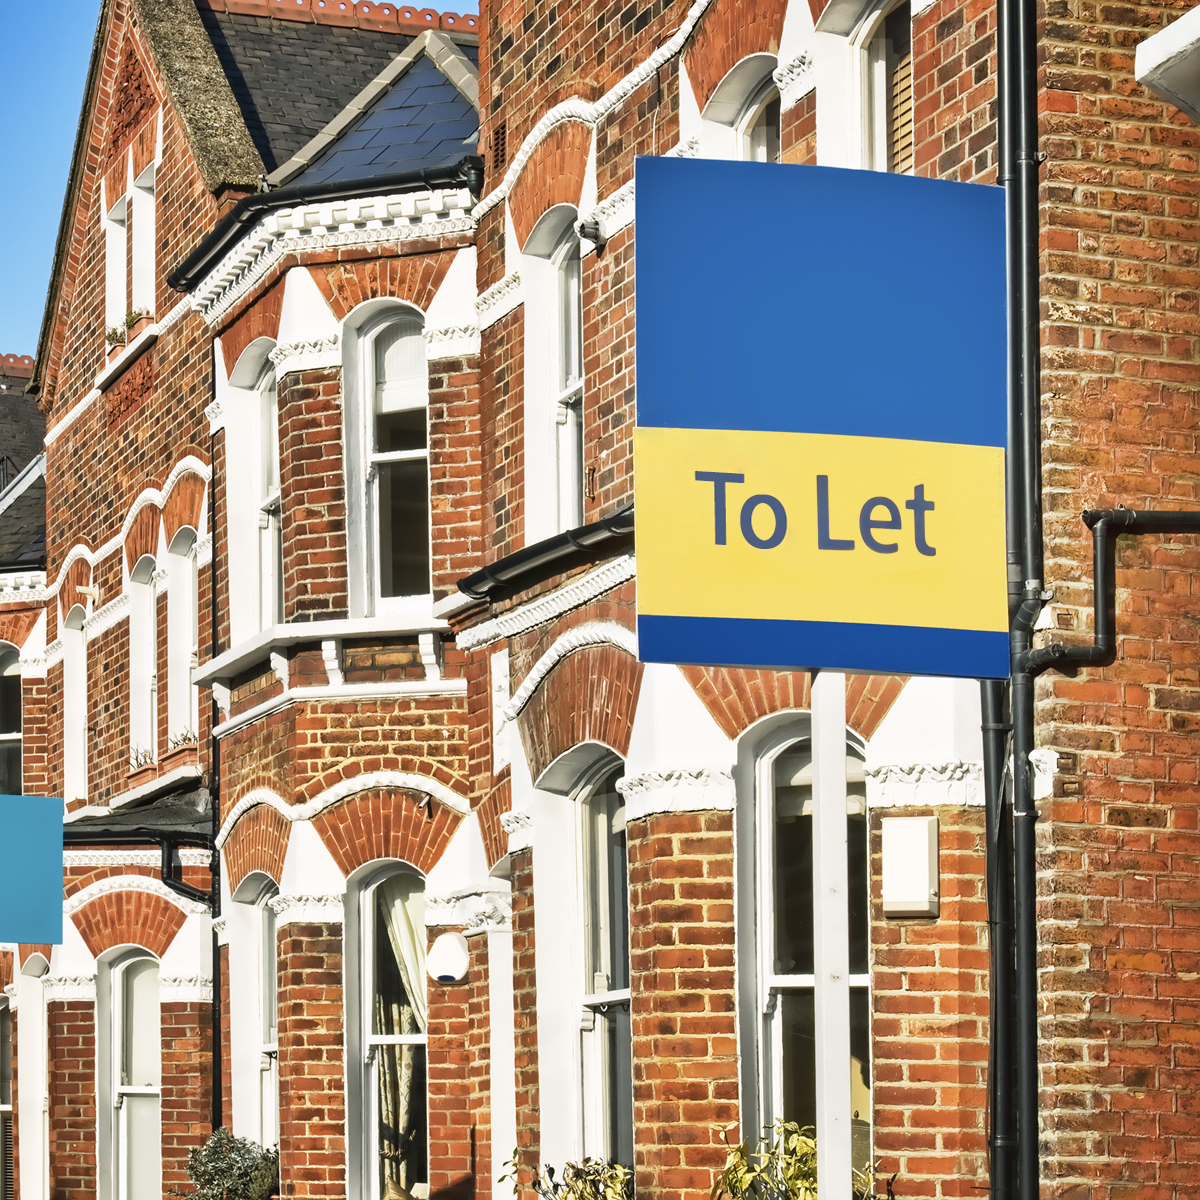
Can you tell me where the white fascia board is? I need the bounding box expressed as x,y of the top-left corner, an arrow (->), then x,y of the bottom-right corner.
1136,6 -> 1200,124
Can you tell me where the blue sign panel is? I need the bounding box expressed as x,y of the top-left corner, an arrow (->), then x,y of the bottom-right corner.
0,795 -> 63,944
635,156 -> 1009,680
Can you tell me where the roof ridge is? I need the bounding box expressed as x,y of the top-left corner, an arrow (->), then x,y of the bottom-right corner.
0,356 -> 34,379
195,0 -> 477,35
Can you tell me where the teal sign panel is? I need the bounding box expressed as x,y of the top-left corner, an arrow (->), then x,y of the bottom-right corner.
0,795 -> 62,943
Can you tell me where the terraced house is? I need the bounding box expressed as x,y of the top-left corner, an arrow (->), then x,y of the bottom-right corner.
3,0 -> 1200,1195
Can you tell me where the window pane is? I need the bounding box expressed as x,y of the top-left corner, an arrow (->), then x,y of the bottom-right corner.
374,321 -> 426,423
0,1007 -> 10,1105
377,460 -> 430,598
0,747 -> 19,797
848,798 -> 869,976
748,91 -> 781,163
123,1093 -> 161,1200
886,3 -> 914,174
780,990 -> 816,1131
0,676 -> 19,735
261,375 -> 279,498
774,762 -> 813,975
376,409 -> 427,453
262,903 -> 278,1043
558,239 -> 582,390
584,769 -> 628,992
377,1044 -> 428,1197
850,987 -> 872,1176
605,1005 -> 634,1167
121,959 -> 160,1087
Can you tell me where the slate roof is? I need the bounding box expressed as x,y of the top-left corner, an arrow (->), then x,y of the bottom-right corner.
0,471 -> 46,571
292,47 -> 479,187
0,375 -> 47,571
197,7 -> 416,173
64,788 -> 214,840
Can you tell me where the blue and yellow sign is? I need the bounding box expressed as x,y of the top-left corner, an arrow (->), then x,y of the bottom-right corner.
634,157 -> 1008,679
0,795 -> 63,943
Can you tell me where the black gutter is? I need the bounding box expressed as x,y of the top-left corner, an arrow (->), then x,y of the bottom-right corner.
457,504 -> 634,600
61,826 -> 215,909
166,156 -> 485,293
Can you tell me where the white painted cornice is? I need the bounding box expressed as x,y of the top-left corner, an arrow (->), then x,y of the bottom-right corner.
865,761 -> 985,808
269,336 -> 341,376
43,975 -> 97,1003
64,874 -> 209,917
426,887 -> 512,933
160,976 -> 213,1003
64,849 -> 209,869
503,620 -> 637,722
476,272 -> 522,330
500,808 -> 533,854
83,591 -> 129,638
617,767 -> 735,821
269,893 -> 344,928
192,190 -> 477,327
457,556 -> 636,652
424,324 -> 481,358
774,54 -> 814,109
214,770 -> 470,850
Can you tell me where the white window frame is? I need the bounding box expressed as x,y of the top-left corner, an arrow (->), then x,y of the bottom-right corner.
128,557 -> 158,768
857,0 -> 913,172
0,644 -> 22,796
166,531 -> 200,747
577,764 -> 633,1167
258,885 -> 280,1148
748,675 -> 871,1198
346,864 -> 430,1200
130,164 -> 156,318
698,54 -> 780,161
257,367 -> 283,630
344,305 -> 433,619
98,951 -> 161,1200
62,605 -> 88,803
740,78 -> 783,163
553,228 -> 584,532
105,192 -> 128,333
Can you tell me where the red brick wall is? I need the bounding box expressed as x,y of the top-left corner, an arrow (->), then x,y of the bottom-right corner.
479,309 -> 525,558
428,931 -> 476,1200
682,0 -> 786,113
47,1000 -> 97,1200
781,90 -> 818,165
870,809 -> 988,1196
508,123 -> 591,249
626,812 -> 738,1200
466,935 -> 493,1200
277,922 -> 346,1200
510,850 -> 539,1194
161,1002 -> 214,1192
278,366 -> 350,621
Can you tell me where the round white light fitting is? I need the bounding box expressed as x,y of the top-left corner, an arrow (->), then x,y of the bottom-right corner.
426,931 -> 470,983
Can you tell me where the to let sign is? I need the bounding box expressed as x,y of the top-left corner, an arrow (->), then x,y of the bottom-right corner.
634,157 -> 1009,680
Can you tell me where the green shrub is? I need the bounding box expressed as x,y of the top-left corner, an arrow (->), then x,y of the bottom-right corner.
502,1149 -> 632,1200
710,1121 -> 873,1200
175,1128 -> 279,1200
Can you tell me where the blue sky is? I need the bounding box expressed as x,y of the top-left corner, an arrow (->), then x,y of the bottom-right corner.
1,2 -> 103,357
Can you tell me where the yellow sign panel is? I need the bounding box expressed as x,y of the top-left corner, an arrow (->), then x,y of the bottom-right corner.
635,426 -> 1007,634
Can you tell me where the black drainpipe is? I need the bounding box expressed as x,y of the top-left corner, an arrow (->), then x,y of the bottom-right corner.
60,827 -> 214,910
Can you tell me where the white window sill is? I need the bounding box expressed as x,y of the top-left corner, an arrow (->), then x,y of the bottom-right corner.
94,323 -> 160,392
194,614 -> 451,687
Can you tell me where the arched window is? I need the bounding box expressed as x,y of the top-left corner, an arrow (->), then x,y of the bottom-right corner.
128,556 -> 158,769
257,366 -> 283,629
166,530 -> 199,747
350,868 -> 429,1200
62,605 -> 88,803
741,79 -> 782,163
369,317 -> 431,603
756,737 -> 872,1177
0,644 -> 21,795
100,953 -> 161,1200
864,0 -> 913,173
579,765 -> 633,1166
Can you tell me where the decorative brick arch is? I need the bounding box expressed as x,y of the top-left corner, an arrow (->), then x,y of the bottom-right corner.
124,501 -> 161,572
313,255 -> 455,321
509,120 -> 593,250
18,944 -> 50,971
222,803 -> 291,896
0,949 -> 10,991
680,667 -> 907,741
0,607 -> 43,650
163,470 -> 207,547
313,788 -> 463,877
476,775 -> 512,870
516,642 -> 644,783
71,890 -> 187,959
219,275 -> 285,376
60,556 -> 94,619
683,0 -> 788,113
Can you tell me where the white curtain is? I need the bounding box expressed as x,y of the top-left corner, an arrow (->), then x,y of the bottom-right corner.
377,874 -> 426,1032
